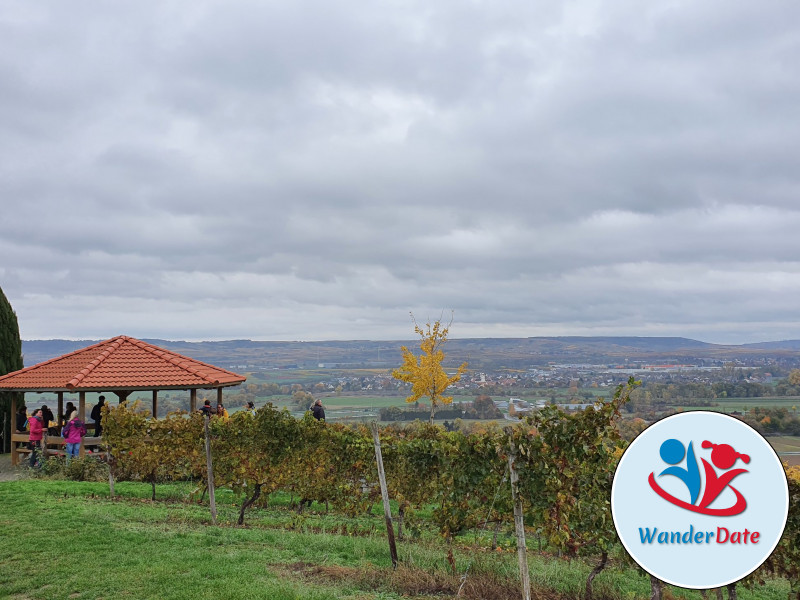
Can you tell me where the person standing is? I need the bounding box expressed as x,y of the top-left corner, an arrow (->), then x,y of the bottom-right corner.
215,403 -> 229,420
91,396 -> 106,439
199,399 -> 214,417
27,409 -> 44,468
41,404 -> 57,435
246,401 -> 256,416
62,411 -> 87,462
311,399 -> 325,421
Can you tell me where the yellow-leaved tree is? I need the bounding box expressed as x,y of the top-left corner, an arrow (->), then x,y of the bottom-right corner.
392,314 -> 468,423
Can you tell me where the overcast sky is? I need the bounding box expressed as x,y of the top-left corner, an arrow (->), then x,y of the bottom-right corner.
2,1 -> 799,344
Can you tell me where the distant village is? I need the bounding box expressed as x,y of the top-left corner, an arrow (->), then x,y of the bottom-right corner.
247,360 -> 779,396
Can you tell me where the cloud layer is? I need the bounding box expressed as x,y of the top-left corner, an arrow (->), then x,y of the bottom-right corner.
2,1 -> 799,343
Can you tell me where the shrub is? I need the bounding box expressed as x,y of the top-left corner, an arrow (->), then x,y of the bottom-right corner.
34,455 -> 109,482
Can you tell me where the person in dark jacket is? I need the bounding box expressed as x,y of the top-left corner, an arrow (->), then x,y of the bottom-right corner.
15,406 -> 28,433
62,402 -> 76,427
311,399 -> 325,421
41,405 -> 57,435
199,399 -> 214,417
91,396 -> 106,438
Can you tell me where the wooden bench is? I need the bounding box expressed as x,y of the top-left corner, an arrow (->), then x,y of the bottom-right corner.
10,432 -> 103,466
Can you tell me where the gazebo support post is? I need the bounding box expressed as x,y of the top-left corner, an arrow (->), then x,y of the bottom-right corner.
190,389 -> 197,413
152,390 -> 158,419
57,392 -> 64,428
79,392 -> 86,458
10,393 -> 18,466
217,388 -> 223,407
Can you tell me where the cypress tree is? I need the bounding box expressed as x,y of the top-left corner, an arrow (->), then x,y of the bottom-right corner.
0,286 -> 24,453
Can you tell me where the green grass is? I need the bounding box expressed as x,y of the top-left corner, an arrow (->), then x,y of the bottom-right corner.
0,479 -> 790,600
320,396 -> 408,409
252,395 -> 407,412
0,480 -> 415,600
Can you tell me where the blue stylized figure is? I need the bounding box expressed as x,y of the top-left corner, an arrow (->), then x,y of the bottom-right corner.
658,439 -> 701,505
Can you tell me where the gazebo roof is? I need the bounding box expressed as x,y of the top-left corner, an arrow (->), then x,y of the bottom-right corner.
0,335 -> 247,392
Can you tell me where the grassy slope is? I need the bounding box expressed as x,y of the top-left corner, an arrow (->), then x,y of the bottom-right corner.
1,480 -> 391,600
0,479 -> 790,600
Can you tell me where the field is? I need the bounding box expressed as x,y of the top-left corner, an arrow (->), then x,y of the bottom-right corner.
0,477 -> 790,600
764,435 -> 800,466
767,436 -> 800,453
681,397 -> 800,412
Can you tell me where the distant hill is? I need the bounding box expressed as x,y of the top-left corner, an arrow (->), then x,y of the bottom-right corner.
542,336 -> 714,350
19,336 -> 800,371
742,340 -> 800,350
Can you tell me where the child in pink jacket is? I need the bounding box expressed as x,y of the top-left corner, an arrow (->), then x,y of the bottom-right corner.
62,411 -> 87,461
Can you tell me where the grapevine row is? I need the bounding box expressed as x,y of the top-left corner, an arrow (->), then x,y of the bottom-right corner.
100,379 -> 800,595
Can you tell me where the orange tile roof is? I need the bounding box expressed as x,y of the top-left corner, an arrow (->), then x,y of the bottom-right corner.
0,335 -> 247,392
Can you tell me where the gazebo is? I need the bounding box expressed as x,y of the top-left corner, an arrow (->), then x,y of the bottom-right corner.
0,335 -> 246,465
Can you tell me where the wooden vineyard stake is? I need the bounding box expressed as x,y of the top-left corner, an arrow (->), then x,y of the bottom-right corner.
371,421 -> 398,569
507,437 -> 531,600
204,414 -> 218,525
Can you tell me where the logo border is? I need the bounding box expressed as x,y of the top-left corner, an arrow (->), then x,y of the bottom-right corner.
611,410 -> 790,589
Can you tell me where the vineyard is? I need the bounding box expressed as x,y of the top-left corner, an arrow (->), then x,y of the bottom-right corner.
97,379 -> 800,599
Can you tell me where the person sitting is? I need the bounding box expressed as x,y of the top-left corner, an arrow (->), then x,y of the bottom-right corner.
62,402 -> 76,428
15,406 -> 28,453
15,406 -> 28,433
215,404 -> 229,420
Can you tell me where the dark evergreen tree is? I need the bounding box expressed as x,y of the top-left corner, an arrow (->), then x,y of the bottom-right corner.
0,286 -> 24,453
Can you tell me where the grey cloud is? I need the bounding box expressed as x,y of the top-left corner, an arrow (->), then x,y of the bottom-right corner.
2,0 -> 800,342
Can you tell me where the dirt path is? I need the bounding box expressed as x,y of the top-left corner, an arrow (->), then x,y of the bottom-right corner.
0,453 -> 25,482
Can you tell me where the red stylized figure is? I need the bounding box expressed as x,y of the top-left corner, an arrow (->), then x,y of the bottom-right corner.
697,441 -> 749,511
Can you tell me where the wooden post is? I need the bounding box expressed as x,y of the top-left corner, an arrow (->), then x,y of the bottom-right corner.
204,414 -> 217,525
41,423 -> 49,465
10,393 -> 17,465
370,421 -> 398,569
79,392 -> 86,458
217,387 -> 223,406
507,440 -> 531,600
57,392 -> 64,427
152,390 -> 158,419
650,575 -> 663,600
190,389 -> 197,413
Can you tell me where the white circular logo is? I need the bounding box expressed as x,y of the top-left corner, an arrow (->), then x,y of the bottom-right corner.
612,411 -> 788,589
